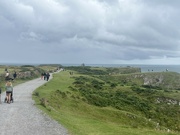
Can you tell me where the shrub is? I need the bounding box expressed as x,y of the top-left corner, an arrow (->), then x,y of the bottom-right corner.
110,83 -> 117,88
33,92 -> 39,97
40,98 -> 48,107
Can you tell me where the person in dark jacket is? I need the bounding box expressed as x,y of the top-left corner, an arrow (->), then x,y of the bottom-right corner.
43,72 -> 47,80
46,73 -> 50,81
13,72 -> 17,79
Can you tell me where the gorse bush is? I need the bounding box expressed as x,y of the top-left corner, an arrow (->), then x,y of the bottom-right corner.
73,76 -> 152,113
55,90 -> 67,98
33,91 -> 39,97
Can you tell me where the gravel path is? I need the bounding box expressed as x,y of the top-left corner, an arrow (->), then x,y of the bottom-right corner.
0,75 -> 69,135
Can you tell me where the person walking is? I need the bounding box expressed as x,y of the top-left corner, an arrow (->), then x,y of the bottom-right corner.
43,72 -> 47,80
46,73 -> 50,81
5,71 -> 10,81
13,72 -> 17,80
41,73 -> 44,80
5,81 -> 13,104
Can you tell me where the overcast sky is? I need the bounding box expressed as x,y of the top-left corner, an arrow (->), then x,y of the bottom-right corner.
1,0 -> 180,65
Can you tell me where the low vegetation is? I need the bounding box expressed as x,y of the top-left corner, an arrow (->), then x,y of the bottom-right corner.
33,66 -> 180,135
0,64 -> 59,92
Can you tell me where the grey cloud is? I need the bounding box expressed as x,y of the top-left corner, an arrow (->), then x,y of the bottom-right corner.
143,0 -> 180,7
1,0 -> 180,64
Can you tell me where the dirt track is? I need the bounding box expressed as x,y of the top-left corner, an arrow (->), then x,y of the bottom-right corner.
0,75 -> 68,135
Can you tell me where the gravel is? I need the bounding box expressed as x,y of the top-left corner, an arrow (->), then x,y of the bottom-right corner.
0,75 -> 69,135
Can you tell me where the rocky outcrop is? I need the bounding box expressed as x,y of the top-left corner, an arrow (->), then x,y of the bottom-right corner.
17,70 -> 41,78
17,71 -> 32,78
131,72 -> 180,90
0,70 -> 41,80
156,97 -> 180,105
143,74 -> 164,86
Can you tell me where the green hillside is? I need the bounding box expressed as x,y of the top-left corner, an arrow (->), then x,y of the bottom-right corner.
33,66 -> 180,135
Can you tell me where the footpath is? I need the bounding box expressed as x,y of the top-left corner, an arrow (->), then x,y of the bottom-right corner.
0,74 -> 68,135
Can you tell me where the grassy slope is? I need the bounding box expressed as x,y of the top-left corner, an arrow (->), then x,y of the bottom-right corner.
33,71 -> 179,135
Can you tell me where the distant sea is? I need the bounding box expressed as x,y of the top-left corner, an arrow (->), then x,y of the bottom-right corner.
62,64 -> 180,73
1,63 -> 180,73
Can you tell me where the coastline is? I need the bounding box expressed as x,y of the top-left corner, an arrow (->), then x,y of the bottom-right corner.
62,64 -> 180,73
1,63 -> 180,73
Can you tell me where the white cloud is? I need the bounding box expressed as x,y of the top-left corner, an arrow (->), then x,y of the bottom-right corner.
0,0 -> 180,64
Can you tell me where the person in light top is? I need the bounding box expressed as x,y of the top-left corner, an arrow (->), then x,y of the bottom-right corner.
5,81 -> 13,104
5,71 -> 10,81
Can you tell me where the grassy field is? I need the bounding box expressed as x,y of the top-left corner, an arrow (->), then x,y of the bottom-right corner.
33,70 -> 179,135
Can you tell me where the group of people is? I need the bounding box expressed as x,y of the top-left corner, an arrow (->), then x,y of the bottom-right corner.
1,71 -> 50,104
41,72 -> 50,81
5,71 -> 17,81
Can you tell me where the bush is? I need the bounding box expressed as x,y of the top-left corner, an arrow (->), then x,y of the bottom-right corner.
40,98 -> 48,107
110,83 -> 117,88
33,92 -> 39,97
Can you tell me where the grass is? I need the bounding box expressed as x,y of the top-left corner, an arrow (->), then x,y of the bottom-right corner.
33,71 -> 179,135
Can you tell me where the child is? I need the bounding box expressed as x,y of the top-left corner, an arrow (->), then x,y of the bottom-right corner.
5,81 -> 13,104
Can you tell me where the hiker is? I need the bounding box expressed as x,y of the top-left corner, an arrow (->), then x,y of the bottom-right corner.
43,72 -> 47,80
5,71 -> 10,81
13,72 -> 17,80
5,81 -> 13,104
46,72 -> 50,81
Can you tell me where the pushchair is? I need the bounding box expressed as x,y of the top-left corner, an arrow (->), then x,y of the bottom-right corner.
4,91 -> 14,103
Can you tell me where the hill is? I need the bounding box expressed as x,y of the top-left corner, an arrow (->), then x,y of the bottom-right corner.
33,66 -> 180,135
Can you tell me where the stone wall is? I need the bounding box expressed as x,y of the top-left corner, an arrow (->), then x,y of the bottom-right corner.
0,70 -> 41,80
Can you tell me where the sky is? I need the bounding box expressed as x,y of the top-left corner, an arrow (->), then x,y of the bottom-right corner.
1,0 -> 180,65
